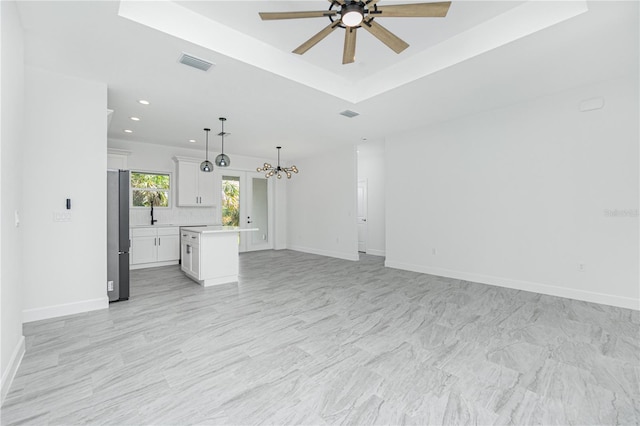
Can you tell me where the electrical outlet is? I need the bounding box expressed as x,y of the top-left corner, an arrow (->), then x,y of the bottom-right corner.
432,248 -> 437,255
107,281 -> 114,291
577,263 -> 585,272
53,211 -> 72,222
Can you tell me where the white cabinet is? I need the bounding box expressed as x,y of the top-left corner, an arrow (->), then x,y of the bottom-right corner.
174,157 -> 215,207
131,228 -> 157,264
131,226 -> 180,268
157,227 -> 180,261
180,230 -> 201,277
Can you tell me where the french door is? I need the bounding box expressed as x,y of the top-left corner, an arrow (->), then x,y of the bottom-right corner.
218,170 -> 273,252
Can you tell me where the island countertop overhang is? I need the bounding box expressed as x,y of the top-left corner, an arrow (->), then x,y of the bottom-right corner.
181,226 -> 259,234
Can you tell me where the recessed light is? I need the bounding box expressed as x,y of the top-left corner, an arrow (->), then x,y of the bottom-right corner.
137,100 -> 150,105
124,129 -> 133,133
188,139 -> 196,143
130,116 -> 140,121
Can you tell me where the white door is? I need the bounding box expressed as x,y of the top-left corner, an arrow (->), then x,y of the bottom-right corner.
219,171 -> 273,253
246,175 -> 272,251
357,179 -> 368,253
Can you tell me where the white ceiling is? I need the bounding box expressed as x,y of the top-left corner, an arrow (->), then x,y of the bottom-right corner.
15,1 -> 639,161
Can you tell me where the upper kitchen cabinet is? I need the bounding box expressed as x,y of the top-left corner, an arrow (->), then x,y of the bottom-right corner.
173,157 -> 215,207
107,148 -> 130,170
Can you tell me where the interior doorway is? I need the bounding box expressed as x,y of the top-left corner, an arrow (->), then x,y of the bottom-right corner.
357,179 -> 368,253
219,171 -> 273,252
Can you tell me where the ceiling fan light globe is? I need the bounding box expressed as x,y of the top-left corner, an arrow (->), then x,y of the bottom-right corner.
342,8 -> 363,27
342,11 -> 363,27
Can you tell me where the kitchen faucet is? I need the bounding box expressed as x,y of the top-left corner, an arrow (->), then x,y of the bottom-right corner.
150,201 -> 157,225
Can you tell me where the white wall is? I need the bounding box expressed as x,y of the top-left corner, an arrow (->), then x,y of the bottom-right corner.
287,145 -> 358,261
1,0 -> 25,402
22,67 -> 108,322
357,139 -> 386,256
273,178 -> 287,250
108,140 -> 289,249
386,76 -> 639,310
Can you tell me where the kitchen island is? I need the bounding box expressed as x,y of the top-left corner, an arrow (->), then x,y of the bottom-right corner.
180,226 -> 257,287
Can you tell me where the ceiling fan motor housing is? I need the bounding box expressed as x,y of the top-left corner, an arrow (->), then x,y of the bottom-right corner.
341,2 -> 367,27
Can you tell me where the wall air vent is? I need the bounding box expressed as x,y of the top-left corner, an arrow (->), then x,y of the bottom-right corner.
178,53 -> 214,72
339,110 -> 360,118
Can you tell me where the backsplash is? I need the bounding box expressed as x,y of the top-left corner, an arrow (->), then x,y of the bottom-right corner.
129,206 -> 219,227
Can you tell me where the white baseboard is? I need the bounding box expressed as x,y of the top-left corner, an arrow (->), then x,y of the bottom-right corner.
289,245 -> 359,261
130,260 -> 179,270
1,335 -> 25,404
366,249 -> 386,257
23,296 -> 109,323
384,260 -> 640,311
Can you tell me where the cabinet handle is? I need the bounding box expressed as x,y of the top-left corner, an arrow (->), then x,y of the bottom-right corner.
154,237 -> 157,246
182,234 -> 187,237
158,238 -> 161,245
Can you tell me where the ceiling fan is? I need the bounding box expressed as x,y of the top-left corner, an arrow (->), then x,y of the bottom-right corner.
259,0 -> 451,64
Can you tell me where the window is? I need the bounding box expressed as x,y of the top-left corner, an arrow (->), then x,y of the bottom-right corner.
130,171 -> 170,207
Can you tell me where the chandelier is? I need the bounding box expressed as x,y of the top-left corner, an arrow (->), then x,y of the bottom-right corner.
257,146 -> 298,179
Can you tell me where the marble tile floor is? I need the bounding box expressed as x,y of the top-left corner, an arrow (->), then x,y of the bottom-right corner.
2,250 -> 639,425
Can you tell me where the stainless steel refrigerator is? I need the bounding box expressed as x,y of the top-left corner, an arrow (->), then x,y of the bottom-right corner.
107,169 -> 130,302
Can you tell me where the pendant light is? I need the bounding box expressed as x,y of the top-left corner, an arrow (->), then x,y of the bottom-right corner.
200,128 -> 213,172
215,117 -> 230,167
256,146 -> 299,179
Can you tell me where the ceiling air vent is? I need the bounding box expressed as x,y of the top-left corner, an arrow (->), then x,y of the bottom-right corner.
339,109 -> 360,118
178,53 -> 214,72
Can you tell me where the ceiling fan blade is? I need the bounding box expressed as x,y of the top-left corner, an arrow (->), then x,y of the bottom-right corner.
372,2 -> 451,18
365,0 -> 382,6
293,22 -> 340,55
342,27 -> 357,64
330,0 -> 345,4
362,20 -> 409,54
259,10 -> 337,20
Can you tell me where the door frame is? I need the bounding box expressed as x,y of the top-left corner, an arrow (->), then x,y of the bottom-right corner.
357,179 -> 368,253
215,169 -> 274,253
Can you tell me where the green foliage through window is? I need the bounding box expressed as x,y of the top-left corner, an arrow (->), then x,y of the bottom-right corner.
222,178 -> 239,226
131,172 -> 170,207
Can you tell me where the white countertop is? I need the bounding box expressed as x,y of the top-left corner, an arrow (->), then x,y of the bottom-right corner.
181,226 -> 259,234
131,223 -> 219,228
